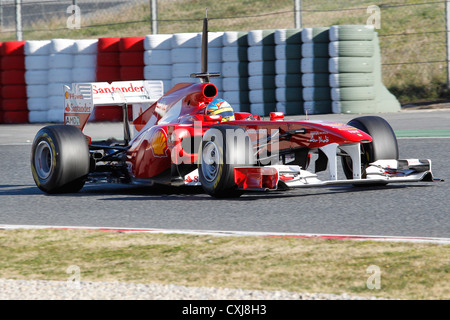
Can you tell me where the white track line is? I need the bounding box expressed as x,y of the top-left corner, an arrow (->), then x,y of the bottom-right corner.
0,224 -> 449,244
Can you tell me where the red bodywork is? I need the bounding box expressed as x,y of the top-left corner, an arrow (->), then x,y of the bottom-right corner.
125,82 -> 372,184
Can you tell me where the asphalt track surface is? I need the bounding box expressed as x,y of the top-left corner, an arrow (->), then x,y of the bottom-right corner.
0,108 -> 449,239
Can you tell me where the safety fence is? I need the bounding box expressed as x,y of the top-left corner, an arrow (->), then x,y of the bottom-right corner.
0,25 -> 401,124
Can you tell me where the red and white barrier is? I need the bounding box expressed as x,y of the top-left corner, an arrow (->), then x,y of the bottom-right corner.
25,40 -> 51,123
95,37 -> 122,122
1,41 -> 28,124
119,36 -> 145,81
0,26 -> 400,124
143,34 -> 172,92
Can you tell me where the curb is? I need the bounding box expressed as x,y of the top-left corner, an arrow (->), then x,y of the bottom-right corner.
1,224 -> 449,245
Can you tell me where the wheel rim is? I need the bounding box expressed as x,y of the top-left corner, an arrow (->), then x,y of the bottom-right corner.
34,141 -> 53,180
201,141 -> 220,183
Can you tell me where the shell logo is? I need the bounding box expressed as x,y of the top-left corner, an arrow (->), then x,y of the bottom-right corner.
151,129 -> 168,157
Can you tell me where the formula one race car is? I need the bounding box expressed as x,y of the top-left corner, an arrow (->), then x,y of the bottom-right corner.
31,18 -> 436,198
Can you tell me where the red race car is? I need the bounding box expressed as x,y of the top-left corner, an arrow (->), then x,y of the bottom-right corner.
31,19 -> 436,197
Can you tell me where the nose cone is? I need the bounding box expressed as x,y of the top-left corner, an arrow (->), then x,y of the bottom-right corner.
339,124 -> 373,143
306,120 -> 373,144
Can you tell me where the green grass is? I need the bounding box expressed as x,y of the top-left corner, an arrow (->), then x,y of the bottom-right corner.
0,229 -> 448,299
395,129 -> 450,138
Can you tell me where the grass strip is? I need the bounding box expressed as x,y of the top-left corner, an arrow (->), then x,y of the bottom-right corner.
0,229 -> 448,300
395,129 -> 450,138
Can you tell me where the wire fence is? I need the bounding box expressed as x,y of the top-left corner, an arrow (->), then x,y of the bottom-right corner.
0,0 -> 448,104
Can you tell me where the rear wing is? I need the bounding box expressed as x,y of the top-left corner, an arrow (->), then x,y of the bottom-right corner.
63,80 -> 164,132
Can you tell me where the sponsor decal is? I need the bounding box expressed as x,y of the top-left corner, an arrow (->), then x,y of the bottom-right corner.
92,83 -> 144,95
309,131 -> 330,144
64,102 -> 92,114
64,86 -> 93,114
184,169 -> 201,185
65,92 -> 84,100
310,135 -> 330,144
65,116 -> 81,126
185,175 -> 199,184
150,129 -> 168,157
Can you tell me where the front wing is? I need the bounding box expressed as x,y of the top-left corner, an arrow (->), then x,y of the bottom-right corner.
183,140 -> 437,191
233,159 -> 435,191
182,158 -> 436,191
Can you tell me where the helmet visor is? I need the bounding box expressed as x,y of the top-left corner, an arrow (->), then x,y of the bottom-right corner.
215,110 -> 234,119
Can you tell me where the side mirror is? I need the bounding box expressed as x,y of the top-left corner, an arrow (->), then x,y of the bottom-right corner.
270,112 -> 285,121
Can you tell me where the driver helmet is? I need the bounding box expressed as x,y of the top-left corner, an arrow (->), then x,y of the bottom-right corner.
205,98 -> 235,122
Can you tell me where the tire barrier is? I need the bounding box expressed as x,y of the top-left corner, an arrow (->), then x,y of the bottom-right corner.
119,37 -> 145,81
143,33 -> 173,92
222,31 -> 250,112
24,39 -> 98,123
46,39 -> 75,123
119,37 -> 145,121
329,25 -> 400,113
25,40 -> 50,123
274,28 -> 303,115
170,33 -> 201,88
1,41 -> 28,124
196,31 -> 223,95
248,29 -> 277,116
95,37 -> 122,121
72,39 -> 97,83
0,25 -> 400,124
301,27 -> 332,115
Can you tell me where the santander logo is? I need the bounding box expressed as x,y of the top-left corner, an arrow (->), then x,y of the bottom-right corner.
92,82 -> 144,95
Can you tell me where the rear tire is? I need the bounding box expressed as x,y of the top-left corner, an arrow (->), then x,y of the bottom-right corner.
31,125 -> 90,194
342,116 -> 399,182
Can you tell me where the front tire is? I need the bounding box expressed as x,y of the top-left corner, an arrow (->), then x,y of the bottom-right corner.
198,125 -> 255,198
342,116 -> 399,182
31,125 -> 90,194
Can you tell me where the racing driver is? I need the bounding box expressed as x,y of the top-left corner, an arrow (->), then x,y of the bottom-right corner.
205,98 -> 235,122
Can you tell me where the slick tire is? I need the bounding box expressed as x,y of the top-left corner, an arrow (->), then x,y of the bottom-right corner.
73,39 -> 98,54
329,25 -> 375,42
275,28 -> 302,45
342,116 -> 399,183
144,34 -> 172,50
329,73 -> 375,88
302,73 -> 330,87
329,41 -> 374,57
301,43 -> 329,58
50,39 -> 75,54
248,29 -> 276,46
172,33 -> 199,48
25,40 -> 51,56
329,57 -> 374,73
199,125 -> 255,198
301,58 -> 329,73
301,27 -> 330,43
222,31 -> 249,46
31,125 -> 90,194
25,56 -> 49,70
331,86 -> 376,101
